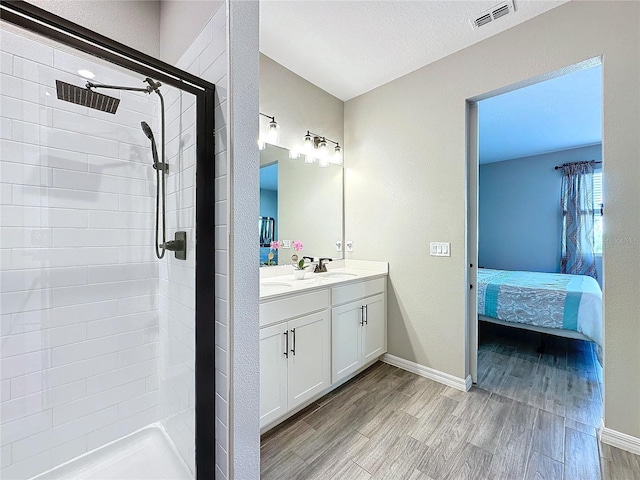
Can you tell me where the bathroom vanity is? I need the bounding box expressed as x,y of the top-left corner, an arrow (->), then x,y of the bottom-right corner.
259,260 -> 388,430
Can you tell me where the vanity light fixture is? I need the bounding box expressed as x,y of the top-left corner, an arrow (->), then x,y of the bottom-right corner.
259,112 -> 280,149
301,130 -> 343,166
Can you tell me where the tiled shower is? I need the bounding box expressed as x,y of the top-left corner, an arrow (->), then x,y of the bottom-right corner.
0,5 -> 228,478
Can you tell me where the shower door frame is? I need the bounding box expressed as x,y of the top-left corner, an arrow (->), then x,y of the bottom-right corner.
0,1 -> 217,478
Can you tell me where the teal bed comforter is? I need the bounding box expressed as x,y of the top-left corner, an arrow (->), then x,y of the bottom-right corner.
477,268 -> 602,346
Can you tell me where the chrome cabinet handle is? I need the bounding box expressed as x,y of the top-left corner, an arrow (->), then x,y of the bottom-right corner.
359,306 -> 364,326
364,305 -> 368,325
291,328 -> 296,355
284,331 -> 289,358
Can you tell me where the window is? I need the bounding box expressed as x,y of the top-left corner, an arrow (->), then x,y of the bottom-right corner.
593,171 -> 603,254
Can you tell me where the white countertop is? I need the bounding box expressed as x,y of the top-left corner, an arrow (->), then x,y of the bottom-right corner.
260,259 -> 388,300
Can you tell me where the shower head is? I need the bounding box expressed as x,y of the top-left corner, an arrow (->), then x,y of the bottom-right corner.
55,80 -> 120,114
141,122 -> 165,173
140,121 -> 155,141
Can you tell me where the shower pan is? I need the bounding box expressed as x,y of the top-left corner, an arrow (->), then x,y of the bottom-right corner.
0,2 -> 216,479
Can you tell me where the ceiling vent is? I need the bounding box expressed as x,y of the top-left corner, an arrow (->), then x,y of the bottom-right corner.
472,0 -> 516,29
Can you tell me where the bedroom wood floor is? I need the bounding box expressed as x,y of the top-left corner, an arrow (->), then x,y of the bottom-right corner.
260,324 -> 640,480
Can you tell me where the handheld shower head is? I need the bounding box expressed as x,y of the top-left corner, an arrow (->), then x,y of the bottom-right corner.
141,122 -> 167,175
141,121 -> 155,141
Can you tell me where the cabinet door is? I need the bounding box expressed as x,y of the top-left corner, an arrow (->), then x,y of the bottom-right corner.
287,310 -> 330,410
362,293 -> 386,365
260,322 -> 289,428
331,300 -> 363,383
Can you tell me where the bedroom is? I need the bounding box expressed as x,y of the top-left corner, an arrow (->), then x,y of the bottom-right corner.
472,64 -> 604,439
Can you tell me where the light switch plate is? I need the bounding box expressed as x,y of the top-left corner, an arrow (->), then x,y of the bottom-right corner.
346,240 -> 354,252
335,240 -> 343,252
282,240 -> 291,249
430,242 -> 451,257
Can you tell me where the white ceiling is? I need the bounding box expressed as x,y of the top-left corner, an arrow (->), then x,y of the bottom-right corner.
479,64 -> 602,163
260,0 -> 569,101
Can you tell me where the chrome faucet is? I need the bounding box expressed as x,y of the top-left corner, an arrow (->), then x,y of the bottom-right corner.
314,258 -> 332,273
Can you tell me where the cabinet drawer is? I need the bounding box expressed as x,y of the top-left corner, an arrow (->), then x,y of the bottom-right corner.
332,277 -> 386,306
260,289 -> 330,327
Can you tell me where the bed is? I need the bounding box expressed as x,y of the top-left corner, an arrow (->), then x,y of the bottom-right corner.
477,268 -> 602,348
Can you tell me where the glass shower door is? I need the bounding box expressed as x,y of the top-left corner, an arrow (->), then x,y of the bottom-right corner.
0,10 -> 213,478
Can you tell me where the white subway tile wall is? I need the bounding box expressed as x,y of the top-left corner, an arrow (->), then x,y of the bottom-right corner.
0,29 -> 161,479
166,4 -> 229,477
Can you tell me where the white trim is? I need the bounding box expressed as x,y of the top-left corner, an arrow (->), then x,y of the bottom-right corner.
382,354 -> 471,392
600,427 -> 640,456
465,375 -> 473,391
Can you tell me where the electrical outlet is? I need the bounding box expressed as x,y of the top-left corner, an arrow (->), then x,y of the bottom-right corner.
335,240 -> 343,252
346,240 -> 354,252
282,240 -> 291,249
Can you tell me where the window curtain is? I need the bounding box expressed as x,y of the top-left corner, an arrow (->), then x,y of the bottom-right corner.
561,161 -> 598,279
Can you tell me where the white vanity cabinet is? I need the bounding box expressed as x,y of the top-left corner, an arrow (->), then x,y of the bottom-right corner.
259,291 -> 331,428
259,266 -> 387,431
331,278 -> 386,383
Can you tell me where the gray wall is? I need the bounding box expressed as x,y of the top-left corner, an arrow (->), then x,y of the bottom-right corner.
478,145 -> 602,275
27,0 -> 160,57
229,1 -> 261,478
345,1 -> 639,439
260,54 -> 344,154
159,1 -> 223,64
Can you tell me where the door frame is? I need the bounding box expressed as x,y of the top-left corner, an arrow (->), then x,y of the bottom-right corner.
465,58 -> 605,388
466,101 -> 479,383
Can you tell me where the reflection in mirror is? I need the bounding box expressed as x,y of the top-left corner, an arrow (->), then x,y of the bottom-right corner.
260,144 -> 343,266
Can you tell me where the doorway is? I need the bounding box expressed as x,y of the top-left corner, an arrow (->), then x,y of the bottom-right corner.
466,60 -> 604,445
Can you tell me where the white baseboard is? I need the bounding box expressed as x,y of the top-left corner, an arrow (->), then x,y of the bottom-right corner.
382,354 -> 471,392
600,426 -> 640,456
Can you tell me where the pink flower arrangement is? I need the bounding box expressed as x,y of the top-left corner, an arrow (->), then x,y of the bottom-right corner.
290,240 -> 309,270
266,240 -> 282,265
270,240 -> 282,251
265,240 -> 308,269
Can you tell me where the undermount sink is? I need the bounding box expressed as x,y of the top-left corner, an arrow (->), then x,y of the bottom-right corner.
318,271 -> 358,279
260,280 -> 292,289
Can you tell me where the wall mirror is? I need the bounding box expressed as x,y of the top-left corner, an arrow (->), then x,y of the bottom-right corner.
259,143 -> 343,265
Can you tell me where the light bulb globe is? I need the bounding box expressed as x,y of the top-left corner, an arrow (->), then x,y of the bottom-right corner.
317,138 -> 328,159
332,145 -> 343,164
266,120 -> 280,145
303,134 -> 314,155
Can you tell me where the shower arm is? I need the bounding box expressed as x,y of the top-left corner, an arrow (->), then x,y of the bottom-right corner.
86,82 -> 154,94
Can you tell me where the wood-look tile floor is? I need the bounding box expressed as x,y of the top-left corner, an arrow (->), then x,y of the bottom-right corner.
261,323 -> 640,479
